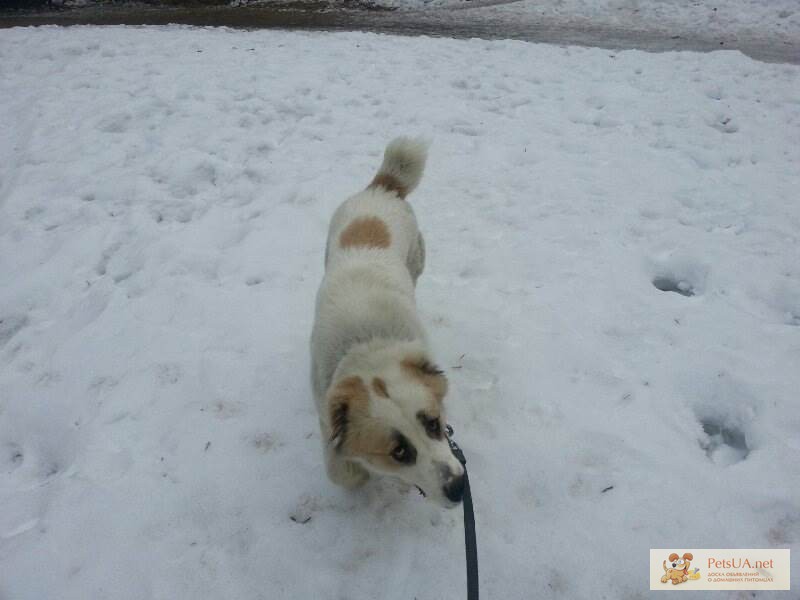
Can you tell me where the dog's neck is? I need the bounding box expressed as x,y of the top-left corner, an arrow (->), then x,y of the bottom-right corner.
315,298 -> 426,399
341,338 -> 427,372
323,337 -> 428,399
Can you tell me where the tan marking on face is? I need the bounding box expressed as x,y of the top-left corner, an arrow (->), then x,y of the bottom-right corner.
369,173 -> 408,199
329,376 -> 369,411
347,426 -> 400,471
372,377 -> 389,398
339,216 -> 391,249
401,356 -> 448,403
342,412 -> 402,472
327,376 -> 401,470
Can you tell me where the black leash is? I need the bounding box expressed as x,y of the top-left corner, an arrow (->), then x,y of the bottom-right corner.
446,425 -> 479,600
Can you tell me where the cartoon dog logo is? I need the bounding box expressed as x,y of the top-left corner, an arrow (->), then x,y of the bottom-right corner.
661,552 -> 701,585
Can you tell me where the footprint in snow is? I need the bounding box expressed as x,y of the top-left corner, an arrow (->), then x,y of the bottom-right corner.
202,400 -> 246,420
689,372 -> 756,467
710,115 -> 739,134
290,494 -> 319,524
770,281 -> 800,326
699,418 -> 750,466
2,442 -> 25,472
649,251 -> 709,297
96,112 -> 132,134
249,432 -> 281,454
156,363 -> 182,386
0,314 -> 28,347
652,275 -> 696,297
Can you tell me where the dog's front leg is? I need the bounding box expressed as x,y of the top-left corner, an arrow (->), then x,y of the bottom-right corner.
324,445 -> 370,489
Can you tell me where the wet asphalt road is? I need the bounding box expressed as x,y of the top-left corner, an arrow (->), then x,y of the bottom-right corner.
0,4 -> 798,64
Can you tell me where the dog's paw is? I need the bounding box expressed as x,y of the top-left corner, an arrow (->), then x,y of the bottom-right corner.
329,459 -> 370,489
341,461 -> 370,488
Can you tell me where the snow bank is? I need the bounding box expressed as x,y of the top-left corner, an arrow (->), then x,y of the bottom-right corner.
1,26 -> 799,599
468,0 -> 800,47
232,0 -> 800,46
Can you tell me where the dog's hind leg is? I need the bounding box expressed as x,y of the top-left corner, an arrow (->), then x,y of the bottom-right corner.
407,232 -> 426,285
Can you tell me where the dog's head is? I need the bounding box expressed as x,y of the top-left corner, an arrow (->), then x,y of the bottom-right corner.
326,352 -> 465,508
667,553 -> 693,573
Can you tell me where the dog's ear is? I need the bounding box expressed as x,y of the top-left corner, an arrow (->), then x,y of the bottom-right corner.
327,376 -> 369,451
372,377 -> 390,398
402,355 -> 448,401
329,400 -> 349,451
669,553 -> 679,562
682,553 -> 693,561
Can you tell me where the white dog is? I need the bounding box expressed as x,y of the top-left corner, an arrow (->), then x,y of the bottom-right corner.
310,138 -> 465,508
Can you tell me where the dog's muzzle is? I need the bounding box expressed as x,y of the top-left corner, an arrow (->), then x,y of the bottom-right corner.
443,474 -> 466,503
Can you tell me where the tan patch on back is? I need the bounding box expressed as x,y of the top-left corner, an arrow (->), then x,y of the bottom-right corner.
401,357 -> 448,403
369,173 -> 408,199
339,216 -> 391,249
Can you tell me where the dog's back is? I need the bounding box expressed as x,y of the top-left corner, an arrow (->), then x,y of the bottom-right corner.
311,138 -> 428,404
324,137 -> 427,271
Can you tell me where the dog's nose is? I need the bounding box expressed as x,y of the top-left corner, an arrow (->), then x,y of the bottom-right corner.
443,475 -> 465,503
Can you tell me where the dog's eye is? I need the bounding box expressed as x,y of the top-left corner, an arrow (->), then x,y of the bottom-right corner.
417,412 -> 443,439
391,444 -> 409,463
390,432 -> 417,465
425,418 -> 441,437
419,361 -> 444,376
677,559 -> 684,565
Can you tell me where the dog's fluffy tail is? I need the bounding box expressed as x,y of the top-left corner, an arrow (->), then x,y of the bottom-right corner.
369,137 -> 428,200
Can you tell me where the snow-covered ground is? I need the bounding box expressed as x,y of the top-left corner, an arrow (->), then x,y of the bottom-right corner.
1,25 -> 799,600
